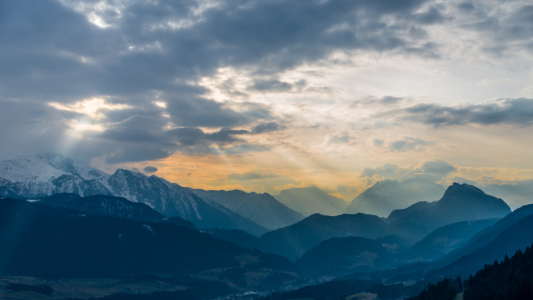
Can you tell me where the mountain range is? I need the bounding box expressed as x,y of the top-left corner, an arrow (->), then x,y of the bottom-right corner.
0,154 -> 276,235
2,152 -> 531,300
345,179 -> 445,217
339,199 -> 532,285
388,183 -> 511,230
259,182 -> 510,261
189,189 -> 304,230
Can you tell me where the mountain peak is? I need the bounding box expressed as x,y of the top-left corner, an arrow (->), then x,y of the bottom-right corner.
115,168 -> 146,177
445,182 -> 486,196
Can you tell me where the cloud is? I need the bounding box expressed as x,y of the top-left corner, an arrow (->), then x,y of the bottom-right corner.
227,173 -> 280,181
248,79 -> 293,92
9,0 -> 430,163
1,0 -> 532,167
328,132 -> 353,144
208,171 -> 297,193
456,3 -> 533,56
48,98 -> 132,120
0,0 -> 436,103
251,122 -> 287,134
362,159 -> 457,182
143,166 -> 158,173
389,137 -> 435,152
417,159 -> 457,178
384,98 -> 533,127
373,139 -> 384,147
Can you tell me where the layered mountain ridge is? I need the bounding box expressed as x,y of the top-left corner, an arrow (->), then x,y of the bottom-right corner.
260,182 -> 511,261
189,189 -> 304,230
0,154 -> 268,235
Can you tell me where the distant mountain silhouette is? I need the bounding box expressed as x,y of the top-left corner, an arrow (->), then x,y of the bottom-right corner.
259,213 -> 391,260
0,199 -> 295,278
273,186 -> 348,216
260,183 -> 511,261
296,236 -> 396,277
288,219 -> 498,278
0,154 -> 267,236
189,189 -> 304,230
388,183 -> 511,230
405,218 -> 499,261
346,179 -> 445,217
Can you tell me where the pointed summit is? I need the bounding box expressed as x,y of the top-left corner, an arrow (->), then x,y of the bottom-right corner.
388,183 -> 511,230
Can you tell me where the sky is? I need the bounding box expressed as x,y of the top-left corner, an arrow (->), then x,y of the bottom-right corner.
1,0 -> 532,206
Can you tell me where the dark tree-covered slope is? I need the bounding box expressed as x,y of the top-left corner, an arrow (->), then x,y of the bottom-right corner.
0,199 -> 295,278
36,193 -> 195,228
406,218 -> 499,261
259,213 -> 391,260
296,236 -> 396,277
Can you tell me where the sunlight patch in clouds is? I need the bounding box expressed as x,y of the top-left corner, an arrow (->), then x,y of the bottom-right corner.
153,101 -> 167,108
49,98 -> 132,120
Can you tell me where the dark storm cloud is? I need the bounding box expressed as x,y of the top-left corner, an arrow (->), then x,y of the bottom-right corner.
389,137 -> 435,152
167,127 -> 249,146
0,0 -> 453,163
0,0 -> 434,103
251,122 -> 287,134
165,96 -> 257,128
143,166 -> 158,173
387,98 -> 533,127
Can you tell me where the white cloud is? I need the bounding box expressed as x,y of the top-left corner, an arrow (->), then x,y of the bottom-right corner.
49,98 -> 132,120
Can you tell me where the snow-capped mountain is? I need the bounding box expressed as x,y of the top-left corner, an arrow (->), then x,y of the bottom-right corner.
0,153 -> 112,198
0,153 -> 267,235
